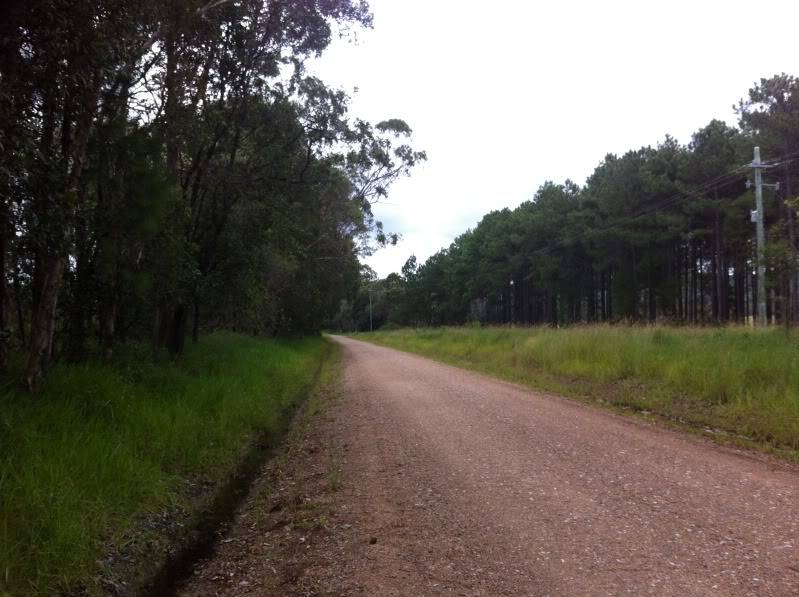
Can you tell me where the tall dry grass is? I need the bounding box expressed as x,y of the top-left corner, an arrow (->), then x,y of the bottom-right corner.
359,325 -> 799,451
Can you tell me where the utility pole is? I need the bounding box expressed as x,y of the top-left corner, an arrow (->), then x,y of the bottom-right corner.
368,288 -> 373,332
751,147 -> 768,326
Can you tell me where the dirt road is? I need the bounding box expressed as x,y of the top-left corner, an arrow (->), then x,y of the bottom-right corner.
184,336 -> 799,596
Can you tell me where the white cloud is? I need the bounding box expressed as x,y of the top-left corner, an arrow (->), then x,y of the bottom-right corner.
309,0 -> 799,276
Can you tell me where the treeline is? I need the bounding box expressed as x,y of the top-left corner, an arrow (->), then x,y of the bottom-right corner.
343,75 -> 799,330
0,0 -> 423,388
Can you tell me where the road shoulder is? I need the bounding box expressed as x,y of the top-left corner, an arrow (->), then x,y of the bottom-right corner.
180,341 -> 355,595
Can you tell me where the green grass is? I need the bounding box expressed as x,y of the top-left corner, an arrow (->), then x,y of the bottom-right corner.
356,325 -> 799,454
0,332 -> 330,595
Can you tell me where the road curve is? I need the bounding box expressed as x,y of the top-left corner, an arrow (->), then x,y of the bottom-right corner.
327,335 -> 799,596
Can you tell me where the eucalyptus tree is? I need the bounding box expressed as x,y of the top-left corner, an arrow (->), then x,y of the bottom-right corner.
1,0 -> 426,388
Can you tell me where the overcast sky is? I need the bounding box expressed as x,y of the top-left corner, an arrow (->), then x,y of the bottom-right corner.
309,0 -> 799,277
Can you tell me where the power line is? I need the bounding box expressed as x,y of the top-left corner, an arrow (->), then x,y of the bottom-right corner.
516,164 -> 750,278
512,146 -> 799,280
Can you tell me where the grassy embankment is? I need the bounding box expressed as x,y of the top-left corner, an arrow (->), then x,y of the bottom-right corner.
0,332 -> 331,595
357,326 -> 799,455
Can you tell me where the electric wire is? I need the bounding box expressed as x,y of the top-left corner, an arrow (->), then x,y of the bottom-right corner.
515,165 -> 749,276
506,148 -> 799,280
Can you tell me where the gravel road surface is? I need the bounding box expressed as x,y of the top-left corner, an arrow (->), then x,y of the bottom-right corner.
184,336 -> 799,596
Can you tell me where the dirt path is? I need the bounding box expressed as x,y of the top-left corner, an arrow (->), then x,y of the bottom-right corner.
182,336 -> 799,596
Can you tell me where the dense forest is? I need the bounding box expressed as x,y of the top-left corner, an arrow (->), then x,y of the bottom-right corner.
0,0 -> 423,388
345,75 -> 799,331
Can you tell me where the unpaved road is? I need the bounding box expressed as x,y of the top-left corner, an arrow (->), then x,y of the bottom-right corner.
184,336 -> 799,596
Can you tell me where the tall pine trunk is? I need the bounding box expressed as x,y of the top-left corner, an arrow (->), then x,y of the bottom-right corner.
0,209 -> 8,372
12,260 -> 25,345
192,296 -> 200,343
100,287 -> 118,361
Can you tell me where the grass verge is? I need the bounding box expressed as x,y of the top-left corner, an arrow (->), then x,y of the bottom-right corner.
0,332 -> 331,595
355,325 -> 799,457
182,339 -> 346,595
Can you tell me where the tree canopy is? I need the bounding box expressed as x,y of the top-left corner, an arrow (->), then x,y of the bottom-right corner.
341,75 -> 799,331
0,0 -> 424,387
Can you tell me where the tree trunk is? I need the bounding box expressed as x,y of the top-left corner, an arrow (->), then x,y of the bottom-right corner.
679,248 -> 684,320
711,251 -> 718,321
631,247 -> 638,320
713,189 -> 726,323
26,55 -> 99,385
688,245 -> 693,323
152,299 -> 168,358
734,264 -> 743,323
164,31 -> 180,177
65,224 -> 92,361
25,255 -> 65,390
12,261 -> 25,345
600,270 -> 606,321
699,247 -> 705,324
0,209 -> 8,371
607,268 -> 613,320
192,296 -> 200,343
647,253 -> 656,322
166,303 -> 188,356
100,294 -> 118,361
783,146 -> 798,325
